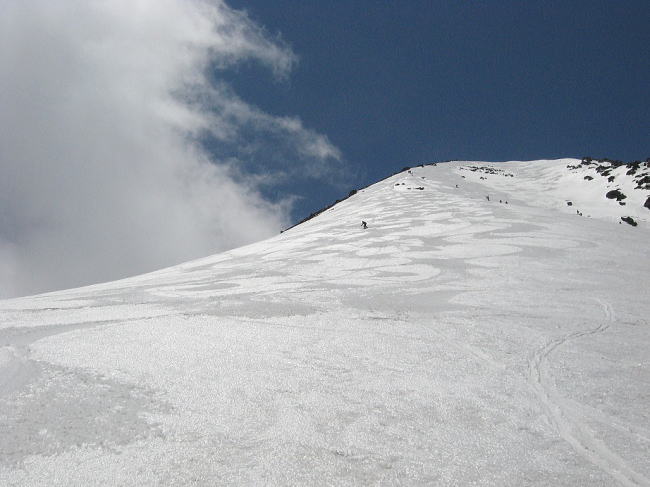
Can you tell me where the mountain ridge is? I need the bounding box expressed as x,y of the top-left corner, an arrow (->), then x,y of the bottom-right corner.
286,157 -> 650,234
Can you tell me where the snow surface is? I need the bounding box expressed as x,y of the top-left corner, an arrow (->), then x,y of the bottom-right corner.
1,159 -> 649,486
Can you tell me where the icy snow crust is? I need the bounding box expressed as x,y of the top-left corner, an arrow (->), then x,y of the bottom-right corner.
1,160 -> 649,486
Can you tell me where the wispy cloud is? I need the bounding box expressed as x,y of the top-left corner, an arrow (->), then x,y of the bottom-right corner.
0,0 -> 342,298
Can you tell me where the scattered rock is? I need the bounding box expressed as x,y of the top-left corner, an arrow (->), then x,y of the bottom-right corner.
644,196 -> 650,210
606,189 -> 627,201
458,165 -> 514,178
621,216 -> 638,227
635,175 -> 650,189
566,201 -> 573,206
608,176 -> 615,183
584,176 -> 594,181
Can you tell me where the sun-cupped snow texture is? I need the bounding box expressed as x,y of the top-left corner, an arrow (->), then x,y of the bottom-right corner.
1,160 -> 649,486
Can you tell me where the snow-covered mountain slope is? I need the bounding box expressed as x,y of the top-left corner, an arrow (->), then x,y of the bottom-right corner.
1,160 -> 649,486
453,158 -> 650,225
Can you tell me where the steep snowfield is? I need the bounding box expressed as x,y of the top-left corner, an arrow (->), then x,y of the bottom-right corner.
1,160 -> 649,486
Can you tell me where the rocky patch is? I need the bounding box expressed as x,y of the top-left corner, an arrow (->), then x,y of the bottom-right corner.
571,157 -> 650,190
621,216 -> 638,227
563,157 -> 650,225
459,165 -> 514,178
605,190 -> 627,201
635,175 -> 650,190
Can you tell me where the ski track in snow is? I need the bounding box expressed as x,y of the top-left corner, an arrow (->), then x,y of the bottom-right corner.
0,159 -> 649,485
527,300 -> 650,487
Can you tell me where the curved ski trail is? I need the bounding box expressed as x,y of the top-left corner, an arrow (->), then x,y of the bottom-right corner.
527,300 -> 649,487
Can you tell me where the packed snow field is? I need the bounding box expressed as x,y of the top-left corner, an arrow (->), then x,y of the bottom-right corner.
1,159 -> 649,486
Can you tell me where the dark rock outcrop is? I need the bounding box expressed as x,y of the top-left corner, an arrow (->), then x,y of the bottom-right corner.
636,176 -> 650,189
606,190 -> 627,201
621,216 -> 638,227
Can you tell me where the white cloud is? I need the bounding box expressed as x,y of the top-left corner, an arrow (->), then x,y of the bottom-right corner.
0,0 -> 341,298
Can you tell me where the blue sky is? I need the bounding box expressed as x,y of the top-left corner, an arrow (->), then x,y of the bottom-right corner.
225,0 -> 649,219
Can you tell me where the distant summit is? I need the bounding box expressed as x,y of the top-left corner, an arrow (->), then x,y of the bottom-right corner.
289,158 -> 650,232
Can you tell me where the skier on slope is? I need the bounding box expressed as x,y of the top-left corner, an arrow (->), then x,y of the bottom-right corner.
361,221 -> 368,229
